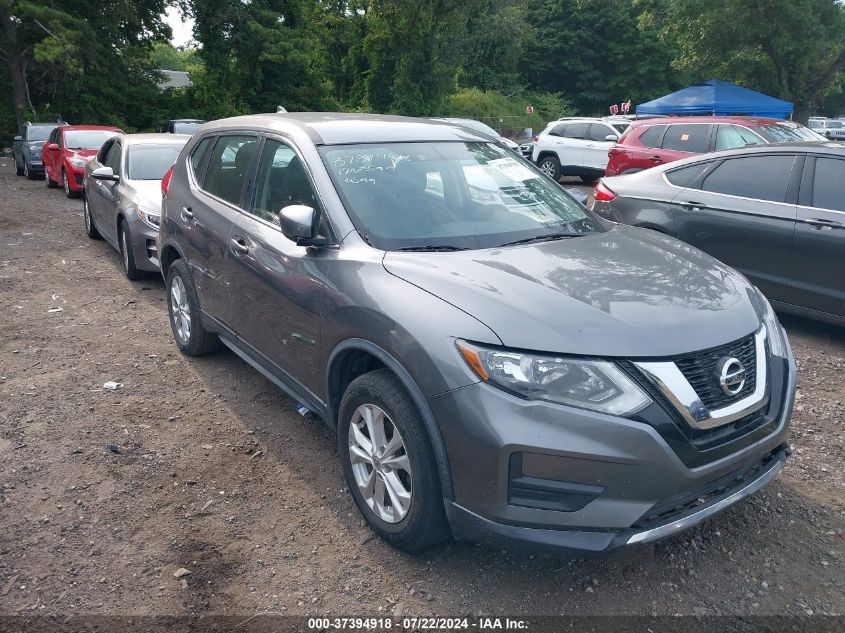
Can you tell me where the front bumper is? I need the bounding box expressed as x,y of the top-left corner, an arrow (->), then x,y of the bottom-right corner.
127,216 -> 161,272
67,166 -> 86,191
444,444 -> 788,554
429,351 -> 794,554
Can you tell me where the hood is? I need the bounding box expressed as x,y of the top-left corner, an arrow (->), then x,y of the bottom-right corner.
382,225 -> 761,357
129,180 -> 164,213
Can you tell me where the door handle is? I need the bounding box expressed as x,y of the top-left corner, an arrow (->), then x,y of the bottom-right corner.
229,236 -> 249,256
805,217 -> 843,228
180,206 -> 193,222
648,155 -> 662,162
680,201 -> 706,211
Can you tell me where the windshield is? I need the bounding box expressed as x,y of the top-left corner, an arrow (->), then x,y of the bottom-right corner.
173,121 -> 202,134
27,125 -> 54,142
320,142 -> 602,251
827,121 -> 844,129
65,130 -> 120,150
751,122 -> 824,142
127,144 -> 185,180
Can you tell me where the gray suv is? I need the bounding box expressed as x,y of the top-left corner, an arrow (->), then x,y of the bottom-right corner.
158,113 -> 795,554
12,121 -> 58,178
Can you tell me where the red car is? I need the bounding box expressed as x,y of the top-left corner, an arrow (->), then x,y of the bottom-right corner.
43,125 -> 123,197
604,116 -> 823,177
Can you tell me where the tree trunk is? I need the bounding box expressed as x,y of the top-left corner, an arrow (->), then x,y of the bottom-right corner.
0,4 -> 29,128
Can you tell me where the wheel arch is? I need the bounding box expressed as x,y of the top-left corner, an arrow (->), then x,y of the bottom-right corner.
159,239 -> 185,279
327,338 -> 455,501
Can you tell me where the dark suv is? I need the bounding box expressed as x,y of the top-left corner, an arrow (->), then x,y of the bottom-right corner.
606,116 -> 823,176
12,121 -> 59,178
158,113 -> 794,554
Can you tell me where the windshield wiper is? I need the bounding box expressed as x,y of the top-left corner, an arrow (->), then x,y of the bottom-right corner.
497,232 -> 579,247
395,245 -> 469,252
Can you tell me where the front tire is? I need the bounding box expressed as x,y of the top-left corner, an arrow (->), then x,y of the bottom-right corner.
24,162 -> 37,180
165,259 -> 220,356
83,193 -> 101,239
119,220 -> 143,281
537,155 -> 561,181
15,161 -> 24,176
339,369 -> 449,552
46,168 -> 58,188
63,169 -> 79,198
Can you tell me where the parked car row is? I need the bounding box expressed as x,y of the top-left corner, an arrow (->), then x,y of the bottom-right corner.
19,112 -> 802,557
592,141 -> 845,326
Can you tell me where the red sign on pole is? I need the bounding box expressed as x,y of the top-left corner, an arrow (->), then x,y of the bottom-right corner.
622,100 -> 631,114
526,105 -> 534,115
609,104 -> 619,115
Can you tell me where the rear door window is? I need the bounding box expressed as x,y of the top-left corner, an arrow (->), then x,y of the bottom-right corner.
662,124 -> 711,153
563,122 -> 589,139
701,155 -> 796,202
638,125 -> 666,148
811,157 -> 845,211
201,135 -> 258,206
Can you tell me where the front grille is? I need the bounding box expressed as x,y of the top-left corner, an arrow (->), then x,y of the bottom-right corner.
674,334 -> 756,410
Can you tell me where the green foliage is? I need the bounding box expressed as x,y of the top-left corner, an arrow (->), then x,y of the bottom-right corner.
658,0 -> 845,119
151,42 -> 201,71
445,87 -> 574,134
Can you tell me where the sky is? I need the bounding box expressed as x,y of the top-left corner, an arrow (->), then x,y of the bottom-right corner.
165,6 -> 195,48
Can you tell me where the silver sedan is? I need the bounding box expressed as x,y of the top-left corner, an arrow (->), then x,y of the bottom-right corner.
83,134 -> 189,279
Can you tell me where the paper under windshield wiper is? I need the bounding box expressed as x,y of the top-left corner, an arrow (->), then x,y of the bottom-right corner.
395,245 -> 469,252
497,232 -> 579,247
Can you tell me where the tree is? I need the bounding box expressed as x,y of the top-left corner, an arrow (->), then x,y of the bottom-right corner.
660,0 -> 845,122
521,0 -> 683,115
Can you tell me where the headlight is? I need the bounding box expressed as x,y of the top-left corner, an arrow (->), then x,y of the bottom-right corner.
136,206 -> 161,230
27,144 -> 42,156
69,157 -> 89,168
456,340 -> 651,416
755,289 -> 789,358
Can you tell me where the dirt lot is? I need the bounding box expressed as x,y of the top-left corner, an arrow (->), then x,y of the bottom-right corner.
0,162 -> 843,619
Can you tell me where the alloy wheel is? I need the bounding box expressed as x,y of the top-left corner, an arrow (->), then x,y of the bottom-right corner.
121,228 -> 130,274
540,160 -> 555,177
63,171 -> 70,196
84,197 -> 91,232
347,403 -> 412,523
170,275 -> 191,344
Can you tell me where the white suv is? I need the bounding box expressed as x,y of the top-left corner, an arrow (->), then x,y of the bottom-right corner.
532,117 -> 629,182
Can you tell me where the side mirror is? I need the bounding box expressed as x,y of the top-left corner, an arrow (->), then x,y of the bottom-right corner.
13,135 -> 22,142
47,143 -> 60,151
605,134 -> 619,142
91,166 -> 119,182
279,204 -> 323,246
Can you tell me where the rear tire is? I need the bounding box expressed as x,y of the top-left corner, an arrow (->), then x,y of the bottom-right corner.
339,369 -> 449,552
119,220 -> 143,281
83,193 -> 101,239
537,155 -> 561,181
165,259 -> 221,356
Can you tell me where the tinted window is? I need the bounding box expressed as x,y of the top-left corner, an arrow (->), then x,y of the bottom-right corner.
702,155 -> 795,202
189,137 -> 213,177
104,142 -> 122,176
812,157 -> 845,211
563,122 -> 589,139
662,124 -> 710,153
548,123 -> 567,137
202,135 -> 257,205
735,126 -> 765,146
752,122 -> 821,142
588,124 -> 614,142
64,130 -> 120,150
639,125 -> 666,148
97,139 -> 114,163
127,144 -> 185,180
250,139 -> 318,224
666,163 -> 711,187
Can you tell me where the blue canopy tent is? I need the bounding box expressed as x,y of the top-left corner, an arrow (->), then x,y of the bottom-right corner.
637,80 -> 793,119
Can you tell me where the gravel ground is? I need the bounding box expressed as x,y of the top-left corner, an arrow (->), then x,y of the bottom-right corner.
0,161 -> 843,619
